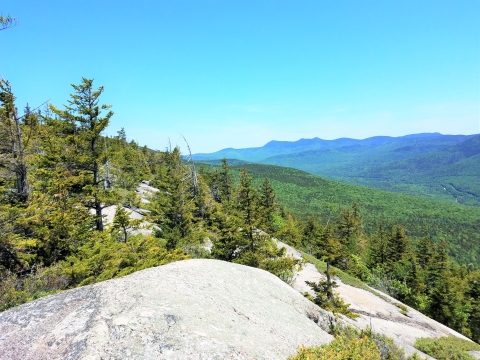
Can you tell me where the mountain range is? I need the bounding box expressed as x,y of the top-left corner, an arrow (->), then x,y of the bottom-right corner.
194,133 -> 480,206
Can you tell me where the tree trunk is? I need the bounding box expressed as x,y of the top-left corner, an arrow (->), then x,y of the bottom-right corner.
12,112 -> 28,202
93,161 -> 103,231
326,262 -> 333,301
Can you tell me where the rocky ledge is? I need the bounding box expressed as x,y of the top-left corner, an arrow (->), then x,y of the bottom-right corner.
0,259 -> 334,360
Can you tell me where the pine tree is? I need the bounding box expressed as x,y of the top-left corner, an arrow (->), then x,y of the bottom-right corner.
0,14 -> 17,30
257,178 -> 276,232
427,265 -> 469,333
368,223 -> 389,268
236,169 -> 260,253
385,225 -> 411,272
150,147 -> 194,249
337,202 -> 363,255
307,223 -> 355,316
466,270 -> 480,342
111,205 -> 141,243
303,215 -> 322,252
275,213 -> 302,247
312,224 -> 344,301
404,257 -> 426,307
211,211 -> 245,262
218,158 -> 233,204
416,237 -> 435,270
50,78 -> 114,231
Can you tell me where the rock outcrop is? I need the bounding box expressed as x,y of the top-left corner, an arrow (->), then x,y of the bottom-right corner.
0,259 -> 334,360
276,240 -> 472,358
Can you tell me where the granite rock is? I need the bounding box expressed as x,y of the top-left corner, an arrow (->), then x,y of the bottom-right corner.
0,259 -> 334,360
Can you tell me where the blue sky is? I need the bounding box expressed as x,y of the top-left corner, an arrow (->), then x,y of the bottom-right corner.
1,1 -> 479,153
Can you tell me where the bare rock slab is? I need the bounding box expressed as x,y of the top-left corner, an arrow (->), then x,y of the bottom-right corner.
0,259 -> 334,360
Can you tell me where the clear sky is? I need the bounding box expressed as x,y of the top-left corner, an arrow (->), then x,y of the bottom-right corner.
1,0 -> 479,153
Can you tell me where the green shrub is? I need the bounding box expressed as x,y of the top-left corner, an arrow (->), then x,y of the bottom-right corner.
289,334 -> 382,360
290,326 -> 421,360
414,336 -> 480,360
60,234 -> 190,286
0,265 -> 68,311
0,271 -> 29,311
394,302 -> 409,315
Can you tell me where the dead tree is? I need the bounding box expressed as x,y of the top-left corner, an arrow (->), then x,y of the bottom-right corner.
181,134 -> 198,198
0,79 -> 29,202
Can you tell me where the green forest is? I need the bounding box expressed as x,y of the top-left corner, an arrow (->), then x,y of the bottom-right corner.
1,77 -> 479,355
0,78 -> 298,308
194,134 -> 480,207
226,163 -> 480,268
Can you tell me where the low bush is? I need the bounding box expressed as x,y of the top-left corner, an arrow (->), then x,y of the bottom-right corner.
290,326 -> 422,360
414,336 -> 480,360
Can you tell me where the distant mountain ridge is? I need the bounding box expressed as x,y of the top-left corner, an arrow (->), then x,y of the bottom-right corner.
194,133 -> 480,206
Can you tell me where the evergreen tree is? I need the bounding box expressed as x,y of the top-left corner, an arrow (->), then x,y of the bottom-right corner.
257,178 -> 276,232
404,257 -> 426,308
218,158 -> 233,204
306,223 -> 354,316
416,237 -> 435,270
236,169 -> 260,253
275,213 -> 302,247
211,211 -> 245,262
150,147 -> 194,249
337,202 -> 363,255
368,223 -> 389,268
385,225 -> 411,272
466,270 -> 480,342
0,14 -> 17,30
50,78 -> 114,231
303,215 -> 322,252
427,265 -> 469,334
111,205 -> 141,243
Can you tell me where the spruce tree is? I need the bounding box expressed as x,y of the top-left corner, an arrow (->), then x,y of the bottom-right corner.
111,206 -> 142,243
150,147 -> 194,249
257,178 -> 276,232
337,202 -> 363,255
416,237 -> 435,270
50,78 -> 114,231
218,158 -> 233,204
368,223 -> 389,268
303,215 -> 322,252
385,225 -> 411,272
306,223 -> 354,316
236,169 -> 260,253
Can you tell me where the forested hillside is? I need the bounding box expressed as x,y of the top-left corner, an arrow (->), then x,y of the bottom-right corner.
1,77 -> 479,347
0,78 -> 298,310
226,163 -> 480,268
346,135 -> 480,206
193,134 -> 480,206
199,162 -> 480,342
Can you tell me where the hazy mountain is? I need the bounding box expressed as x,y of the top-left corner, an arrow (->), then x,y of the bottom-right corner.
194,133 -> 480,206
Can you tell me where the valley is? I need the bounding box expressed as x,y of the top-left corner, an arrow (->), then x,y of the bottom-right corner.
194,133 -> 480,206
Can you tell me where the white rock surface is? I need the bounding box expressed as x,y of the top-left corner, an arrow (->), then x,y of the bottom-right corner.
137,180 -> 159,204
0,259 -> 334,360
275,240 -> 473,358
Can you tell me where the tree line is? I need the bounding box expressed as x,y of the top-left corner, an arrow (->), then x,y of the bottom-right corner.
0,77 -> 478,344
0,78 -> 298,310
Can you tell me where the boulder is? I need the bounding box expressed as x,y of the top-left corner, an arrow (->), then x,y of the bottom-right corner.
0,259 -> 334,360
